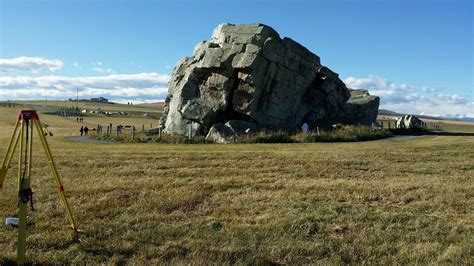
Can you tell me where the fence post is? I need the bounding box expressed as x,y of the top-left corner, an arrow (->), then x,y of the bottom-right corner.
316,126 -> 320,136
159,127 -> 162,138
132,126 -> 136,141
142,124 -> 145,132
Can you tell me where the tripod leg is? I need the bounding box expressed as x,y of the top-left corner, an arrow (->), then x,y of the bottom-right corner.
17,119 -> 29,265
33,120 -> 78,231
0,119 -> 21,188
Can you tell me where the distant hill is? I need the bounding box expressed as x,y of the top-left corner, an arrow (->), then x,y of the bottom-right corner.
446,117 -> 474,122
378,109 -> 462,121
136,102 -> 165,110
379,109 -> 443,120
378,109 -> 402,116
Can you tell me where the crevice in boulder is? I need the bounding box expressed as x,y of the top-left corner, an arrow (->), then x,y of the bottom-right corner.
208,42 -> 220,48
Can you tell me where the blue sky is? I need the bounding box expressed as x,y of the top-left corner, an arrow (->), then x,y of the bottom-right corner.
0,0 -> 472,117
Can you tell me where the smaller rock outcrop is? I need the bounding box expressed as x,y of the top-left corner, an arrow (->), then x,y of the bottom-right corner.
335,89 -> 379,125
206,120 -> 262,143
396,115 -> 425,129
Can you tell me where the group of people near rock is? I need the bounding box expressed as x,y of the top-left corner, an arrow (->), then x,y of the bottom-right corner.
80,126 -> 89,136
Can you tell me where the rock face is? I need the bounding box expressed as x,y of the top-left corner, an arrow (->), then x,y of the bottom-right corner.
159,23 -> 350,136
396,115 -> 425,129
335,89 -> 380,125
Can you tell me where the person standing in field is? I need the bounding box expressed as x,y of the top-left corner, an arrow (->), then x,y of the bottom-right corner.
84,126 -> 89,136
80,126 -> 84,136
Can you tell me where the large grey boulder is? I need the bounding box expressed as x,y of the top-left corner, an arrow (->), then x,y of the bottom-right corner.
335,89 -> 380,125
396,115 -> 425,129
159,23 -> 350,136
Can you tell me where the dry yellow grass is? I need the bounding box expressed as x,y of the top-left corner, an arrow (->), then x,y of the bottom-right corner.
0,106 -> 160,138
0,106 -> 473,264
12,100 -> 164,114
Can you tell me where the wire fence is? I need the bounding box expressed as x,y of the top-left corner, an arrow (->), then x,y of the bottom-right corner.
95,123 -> 161,141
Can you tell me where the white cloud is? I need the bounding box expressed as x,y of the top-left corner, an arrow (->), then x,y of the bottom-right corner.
344,75 -> 473,118
437,93 -> 470,105
89,67 -> 113,73
0,56 -> 64,73
73,62 -> 80,67
0,73 -> 170,102
421,87 -> 439,93
89,61 -> 114,73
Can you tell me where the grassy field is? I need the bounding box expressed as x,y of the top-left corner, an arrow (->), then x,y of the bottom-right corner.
0,106 -> 473,264
424,120 -> 474,133
8,100 -> 165,115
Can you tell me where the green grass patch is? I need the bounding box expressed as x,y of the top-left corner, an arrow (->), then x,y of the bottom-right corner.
303,126 -> 392,142
92,132 -> 213,144
241,131 -> 294,143
92,127 -> 392,144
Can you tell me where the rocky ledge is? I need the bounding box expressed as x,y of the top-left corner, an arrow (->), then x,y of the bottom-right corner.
334,89 -> 380,126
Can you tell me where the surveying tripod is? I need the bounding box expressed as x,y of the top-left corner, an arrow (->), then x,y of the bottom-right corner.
0,110 -> 78,264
